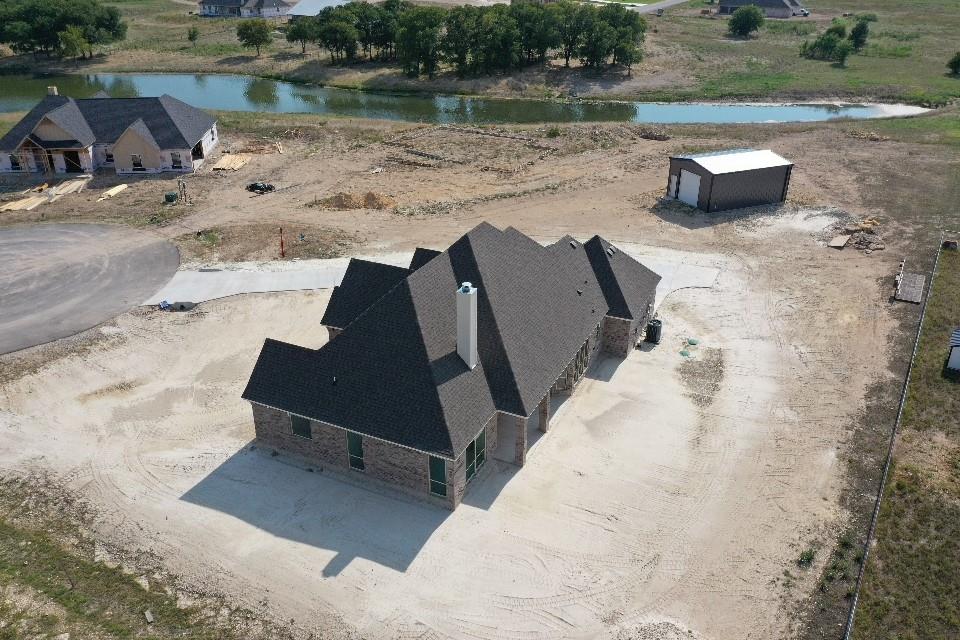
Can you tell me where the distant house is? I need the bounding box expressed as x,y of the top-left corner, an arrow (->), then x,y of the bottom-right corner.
718,0 -> 804,18
199,0 -> 293,18
287,0 -> 345,19
242,223 -> 661,509
949,328 -> 960,372
0,88 -> 218,175
666,148 -> 793,212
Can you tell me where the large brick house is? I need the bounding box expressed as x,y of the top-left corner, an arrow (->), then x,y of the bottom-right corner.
0,89 -> 218,175
242,223 -> 660,509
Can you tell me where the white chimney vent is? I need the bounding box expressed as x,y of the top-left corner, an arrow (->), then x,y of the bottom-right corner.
47,86 -> 59,96
456,282 -> 478,369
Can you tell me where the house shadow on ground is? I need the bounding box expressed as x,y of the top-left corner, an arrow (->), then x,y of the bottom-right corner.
181,438 -> 533,575
181,445 -> 454,576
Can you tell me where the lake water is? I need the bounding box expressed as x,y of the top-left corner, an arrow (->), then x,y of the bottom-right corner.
0,73 -> 929,124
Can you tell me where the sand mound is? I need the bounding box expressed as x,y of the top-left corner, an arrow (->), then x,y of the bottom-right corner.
321,191 -> 396,210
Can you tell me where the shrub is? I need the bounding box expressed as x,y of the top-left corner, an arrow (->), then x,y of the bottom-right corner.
949,51 -> 960,76
728,5 -> 764,38
849,18 -> 869,50
798,548 -> 816,568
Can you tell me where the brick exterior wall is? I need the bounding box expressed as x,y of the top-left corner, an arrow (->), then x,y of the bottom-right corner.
250,403 -> 499,510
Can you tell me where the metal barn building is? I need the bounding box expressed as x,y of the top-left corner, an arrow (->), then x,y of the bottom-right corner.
666,149 -> 794,213
949,328 -> 960,372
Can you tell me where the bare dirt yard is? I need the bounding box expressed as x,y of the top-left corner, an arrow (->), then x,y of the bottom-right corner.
1,112 -> 957,639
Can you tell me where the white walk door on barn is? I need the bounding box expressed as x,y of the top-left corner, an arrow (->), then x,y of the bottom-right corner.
677,169 -> 701,208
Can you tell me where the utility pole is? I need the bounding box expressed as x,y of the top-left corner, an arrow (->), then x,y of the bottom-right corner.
279,227 -> 285,258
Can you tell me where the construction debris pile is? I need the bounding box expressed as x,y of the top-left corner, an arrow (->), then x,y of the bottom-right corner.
828,216 -> 885,253
0,176 -> 92,212
315,191 -> 396,210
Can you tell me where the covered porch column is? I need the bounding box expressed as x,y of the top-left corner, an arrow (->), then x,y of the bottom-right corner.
514,416 -> 527,466
537,393 -> 551,434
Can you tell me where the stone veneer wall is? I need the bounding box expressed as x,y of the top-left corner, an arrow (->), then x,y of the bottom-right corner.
251,403 -> 499,510
602,316 -> 640,358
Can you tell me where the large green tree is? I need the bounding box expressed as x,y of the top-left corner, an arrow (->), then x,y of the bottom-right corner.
727,5 -> 764,38
0,0 -> 125,56
236,19 -> 272,56
397,6 -> 444,77
286,18 -> 316,54
442,5 -> 480,76
548,1 -> 583,68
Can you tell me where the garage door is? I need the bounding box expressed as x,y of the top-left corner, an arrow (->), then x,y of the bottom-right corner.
677,169 -> 701,208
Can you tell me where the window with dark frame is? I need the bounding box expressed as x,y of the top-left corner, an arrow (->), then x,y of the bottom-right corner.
171,152 -> 182,169
429,456 -> 446,497
290,414 -> 311,439
105,151 -> 114,164
131,154 -> 144,171
9,154 -> 21,171
347,432 -> 364,470
465,429 -> 486,481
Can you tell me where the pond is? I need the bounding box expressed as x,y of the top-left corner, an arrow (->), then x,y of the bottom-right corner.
0,73 -> 929,124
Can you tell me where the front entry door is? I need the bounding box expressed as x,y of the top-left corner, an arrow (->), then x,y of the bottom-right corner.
677,169 -> 701,208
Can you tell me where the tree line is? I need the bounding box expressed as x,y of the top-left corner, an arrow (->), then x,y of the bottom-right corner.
800,15 -> 873,66
271,0 -> 645,77
0,0 -> 126,58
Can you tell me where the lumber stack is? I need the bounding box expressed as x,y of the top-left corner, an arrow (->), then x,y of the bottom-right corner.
97,184 -> 129,202
0,176 -> 92,211
211,153 -> 251,171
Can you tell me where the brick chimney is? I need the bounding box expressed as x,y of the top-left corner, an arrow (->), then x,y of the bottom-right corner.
456,282 -> 478,369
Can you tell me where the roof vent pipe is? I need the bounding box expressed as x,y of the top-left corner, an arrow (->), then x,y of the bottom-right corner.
456,282 -> 478,369
47,86 -> 59,96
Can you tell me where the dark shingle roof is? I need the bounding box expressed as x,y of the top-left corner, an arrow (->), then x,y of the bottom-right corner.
0,94 -> 215,152
409,247 -> 441,271
320,259 -> 410,330
584,236 -> 660,320
243,223 -> 660,458
0,95 -> 70,151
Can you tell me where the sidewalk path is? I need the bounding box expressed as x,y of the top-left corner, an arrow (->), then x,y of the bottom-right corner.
143,248 -> 719,307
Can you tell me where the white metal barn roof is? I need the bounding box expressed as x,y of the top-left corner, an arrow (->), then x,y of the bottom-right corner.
288,0 -> 345,16
680,149 -> 793,175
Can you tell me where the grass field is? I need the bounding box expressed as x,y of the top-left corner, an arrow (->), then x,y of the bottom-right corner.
645,0 -> 960,105
853,248 -> 960,639
0,477 -> 292,640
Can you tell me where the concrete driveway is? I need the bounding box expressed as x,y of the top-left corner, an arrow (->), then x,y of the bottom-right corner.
0,224 -> 179,354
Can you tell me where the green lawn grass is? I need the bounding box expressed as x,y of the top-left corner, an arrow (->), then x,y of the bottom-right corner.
649,0 -> 960,104
853,249 -> 960,639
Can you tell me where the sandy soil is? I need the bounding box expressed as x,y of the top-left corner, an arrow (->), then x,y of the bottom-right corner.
0,121 -> 913,638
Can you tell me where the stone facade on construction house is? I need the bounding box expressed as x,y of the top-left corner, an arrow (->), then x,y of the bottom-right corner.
252,403 -> 500,510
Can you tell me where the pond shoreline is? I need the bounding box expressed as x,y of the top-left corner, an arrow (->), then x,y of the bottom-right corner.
0,54 -> 948,109
0,71 -> 932,124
